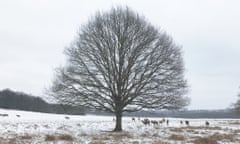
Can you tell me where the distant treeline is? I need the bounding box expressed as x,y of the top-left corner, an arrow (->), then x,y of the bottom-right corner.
88,109 -> 240,119
0,89 -> 85,115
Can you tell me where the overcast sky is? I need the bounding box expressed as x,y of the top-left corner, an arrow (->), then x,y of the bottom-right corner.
1,0 -> 240,110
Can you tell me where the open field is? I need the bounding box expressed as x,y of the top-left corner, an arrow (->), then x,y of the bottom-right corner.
0,109 -> 240,144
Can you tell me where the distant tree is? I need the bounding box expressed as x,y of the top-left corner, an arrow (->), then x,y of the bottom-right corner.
233,91 -> 240,113
48,7 -> 189,131
0,89 -> 84,115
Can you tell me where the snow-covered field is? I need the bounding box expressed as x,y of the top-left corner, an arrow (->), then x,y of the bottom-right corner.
0,109 -> 240,144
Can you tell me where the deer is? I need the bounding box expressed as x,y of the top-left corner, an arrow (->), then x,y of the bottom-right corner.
205,121 -> 210,126
142,118 -> 150,125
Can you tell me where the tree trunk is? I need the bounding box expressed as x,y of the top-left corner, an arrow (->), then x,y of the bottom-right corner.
113,112 -> 122,132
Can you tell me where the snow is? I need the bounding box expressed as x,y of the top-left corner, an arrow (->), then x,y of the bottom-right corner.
0,108 -> 240,143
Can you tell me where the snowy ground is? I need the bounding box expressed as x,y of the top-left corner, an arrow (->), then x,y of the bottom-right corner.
0,109 -> 240,144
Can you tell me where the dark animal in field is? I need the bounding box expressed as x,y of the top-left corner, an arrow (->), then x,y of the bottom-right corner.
205,121 -> 210,126
151,120 -> 158,125
159,120 -> 163,125
162,118 -> 166,123
65,116 -> 70,120
166,119 -> 169,125
0,114 -> 8,117
132,117 -> 135,121
142,118 -> 150,125
16,114 -> 21,117
185,120 -> 189,126
180,120 -> 183,124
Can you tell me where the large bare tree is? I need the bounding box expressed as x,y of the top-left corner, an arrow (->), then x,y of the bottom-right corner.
49,7 -> 189,131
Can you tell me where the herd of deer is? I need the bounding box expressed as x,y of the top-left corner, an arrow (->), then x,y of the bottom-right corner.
0,113 -> 20,117
0,113 -> 210,127
132,117 -> 210,127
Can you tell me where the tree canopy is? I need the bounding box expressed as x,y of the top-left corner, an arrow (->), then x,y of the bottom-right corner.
49,7 -> 189,131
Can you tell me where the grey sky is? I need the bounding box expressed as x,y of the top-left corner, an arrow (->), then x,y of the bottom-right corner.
0,0 -> 240,110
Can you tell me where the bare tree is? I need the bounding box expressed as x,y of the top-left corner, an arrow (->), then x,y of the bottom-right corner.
49,7 -> 189,131
233,91 -> 240,113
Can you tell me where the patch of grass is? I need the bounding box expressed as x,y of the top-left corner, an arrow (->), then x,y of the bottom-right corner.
191,136 -> 218,144
152,133 -> 159,137
132,141 -> 140,144
58,134 -> 74,141
168,134 -> 185,141
191,133 -> 237,144
233,129 -> 240,133
45,134 -> 74,142
139,131 -> 152,138
152,140 -> 169,144
19,135 -> 32,140
187,126 -> 222,130
90,140 -> 105,144
186,129 -> 196,133
169,127 -> 183,132
45,135 -> 56,141
112,132 -> 133,141
80,133 -> 88,136
228,121 -> 240,125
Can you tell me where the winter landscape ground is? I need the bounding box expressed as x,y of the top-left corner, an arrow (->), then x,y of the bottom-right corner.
0,108 -> 240,144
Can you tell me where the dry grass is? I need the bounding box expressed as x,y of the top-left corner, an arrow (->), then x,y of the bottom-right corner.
19,135 -> 32,140
80,133 -> 88,137
152,133 -> 160,137
90,141 -> 105,144
45,134 -> 74,142
58,134 -> 74,141
169,127 -> 183,132
90,132 -> 133,143
152,140 -> 169,144
45,134 -> 56,141
191,133 -> 237,144
168,134 -> 185,141
187,126 -> 222,130
0,135 -> 33,144
187,129 -> 197,134
140,132 -> 151,138
228,120 -> 240,125
110,132 -> 133,141
192,136 -> 218,144
91,135 -> 110,141
233,129 -> 240,133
